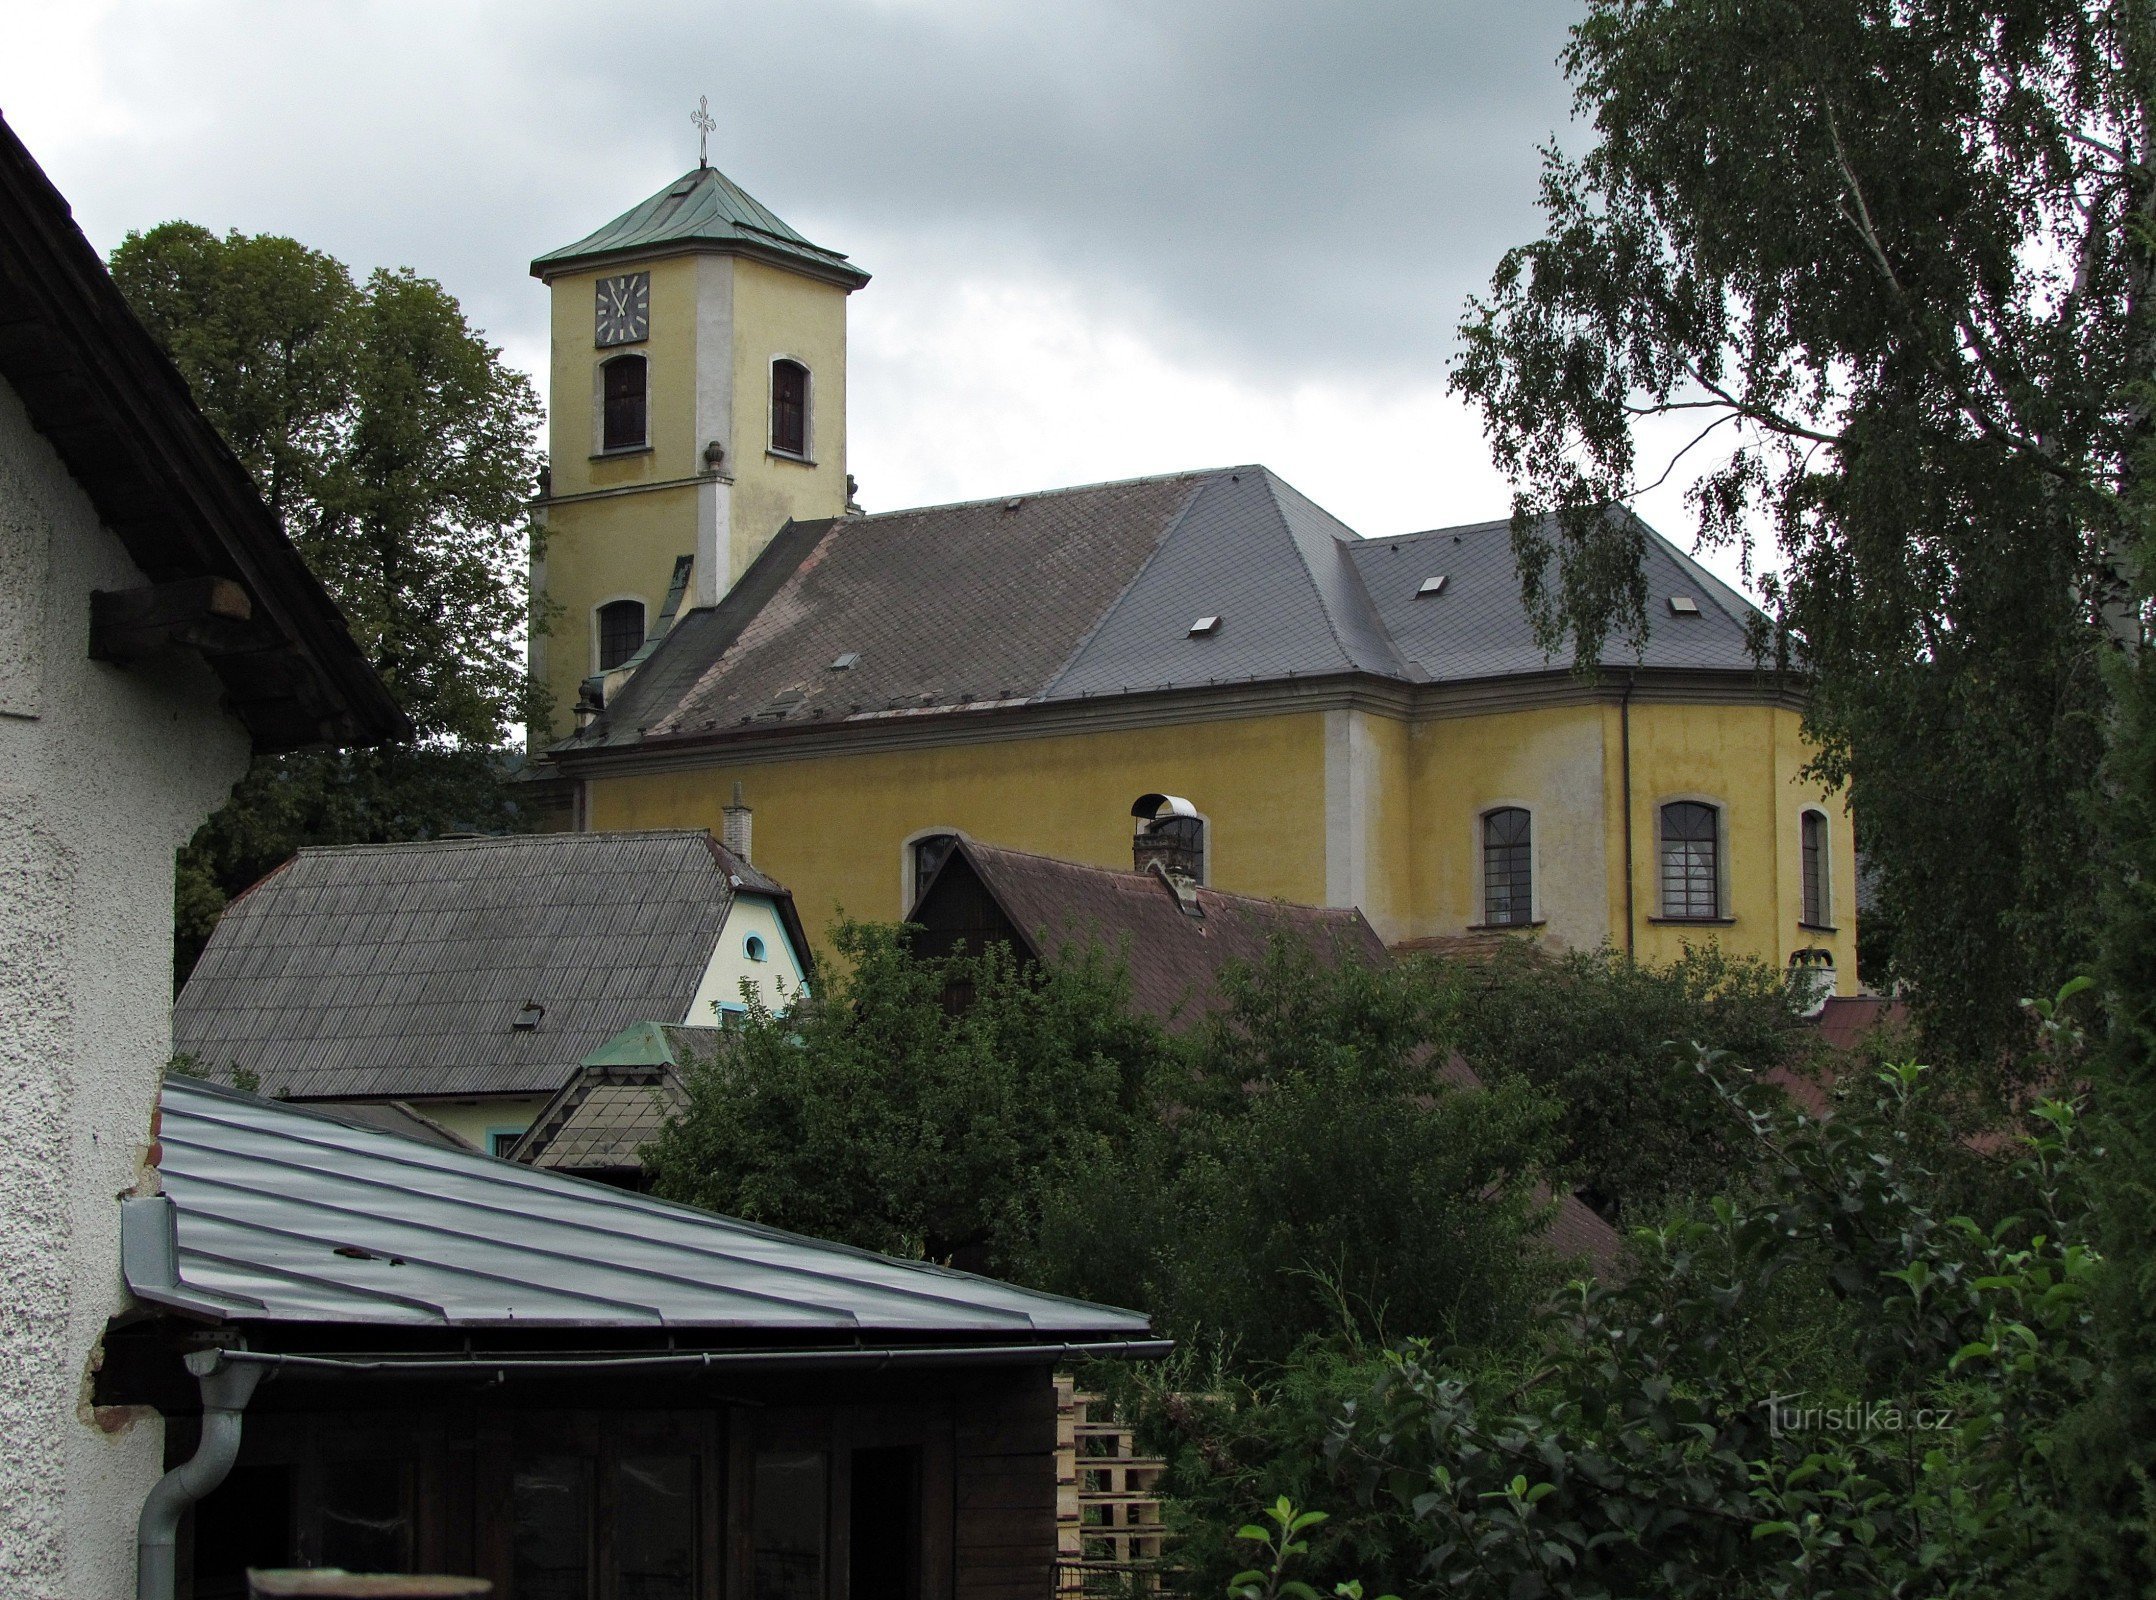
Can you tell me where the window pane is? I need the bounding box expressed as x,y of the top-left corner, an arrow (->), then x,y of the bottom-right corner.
1801,813 -> 1825,925
754,1449 -> 827,1600
598,600 -> 646,671
1661,803 -> 1719,918
514,1454 -> 593,1600
318,1459 -> 412,1574
772,362 -> 808,455
1482,809 -> 1531,925
616,1454 -> 697,1600
604,357 -> 647,450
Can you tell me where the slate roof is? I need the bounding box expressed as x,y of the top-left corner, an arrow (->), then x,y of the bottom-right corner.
128,1076 -> 1152,1338
173,831 -> 799,1101
532,164 -> 869,289
558,467 -> 1765,759
913,838 -> 1390,1032
0,111 -> 405,751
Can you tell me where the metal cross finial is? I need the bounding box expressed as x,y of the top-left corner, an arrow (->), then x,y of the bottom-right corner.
691,96 -> 716,168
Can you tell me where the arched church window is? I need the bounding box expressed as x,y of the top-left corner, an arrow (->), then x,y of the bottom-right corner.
1660,800 -> 1723,920
770,359 -> 810,457
1481,807 -> 1533,925
596,599 -> 645,671
1801,809 -> 1830,927
601,353 -> 647,451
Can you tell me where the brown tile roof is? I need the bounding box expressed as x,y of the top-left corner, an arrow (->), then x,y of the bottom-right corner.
922,838 -> 1388,1031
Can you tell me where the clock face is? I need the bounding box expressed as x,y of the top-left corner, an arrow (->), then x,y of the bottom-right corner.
594,272 -> 651,347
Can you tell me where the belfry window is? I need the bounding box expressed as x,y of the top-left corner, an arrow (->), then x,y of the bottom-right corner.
596,599 -> 645,671
771,359 -> 810,457
1801,810 -> 1830,927
1660,801 -> 1722,920
1481,807 -> 1533,925
601,353 -> 647,451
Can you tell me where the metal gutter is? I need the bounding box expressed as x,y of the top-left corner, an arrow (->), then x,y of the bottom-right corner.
214,1338 -> 1175,1378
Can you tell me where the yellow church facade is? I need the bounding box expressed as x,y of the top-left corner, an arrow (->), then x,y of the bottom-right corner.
528,165 -> 1855,993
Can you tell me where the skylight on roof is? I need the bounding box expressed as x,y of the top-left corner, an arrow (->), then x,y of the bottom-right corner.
1418,575 -> 1448,598
1669,595 -> 1701,616
1189,615 -> 1221,637
828,651 -> 860,671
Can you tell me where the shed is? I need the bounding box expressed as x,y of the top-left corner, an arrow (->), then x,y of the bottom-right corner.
104,1076 -> 1161,1599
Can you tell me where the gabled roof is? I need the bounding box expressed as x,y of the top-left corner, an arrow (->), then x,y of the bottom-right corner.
128,1076 -> 1151,1339
532,164 -> 869,289
911,837 -> 1389,1032
173,830 -> 801,1101
0,111 -> 405,752
556,467 -> 1766,761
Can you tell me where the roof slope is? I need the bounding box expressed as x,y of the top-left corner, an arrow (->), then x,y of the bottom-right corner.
915,838 -> 1389,1030
130,1076 -> 1150,1338
558,468 -> 1765,761
533,164 -> 869,288
0,112 -> 405,751
174,831 -> 781,1100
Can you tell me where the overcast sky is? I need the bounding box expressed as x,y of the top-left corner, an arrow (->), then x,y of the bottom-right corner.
1,0 -> 1755,588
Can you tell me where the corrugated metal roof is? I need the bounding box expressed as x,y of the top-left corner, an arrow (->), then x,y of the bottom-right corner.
531,164 -> 869,288
174,831 -> 793,1100
133,1076 -> 1152,1336
559,469 -> 1766,760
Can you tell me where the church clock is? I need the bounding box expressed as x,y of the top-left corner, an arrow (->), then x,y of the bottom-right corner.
593,272 -> 650,347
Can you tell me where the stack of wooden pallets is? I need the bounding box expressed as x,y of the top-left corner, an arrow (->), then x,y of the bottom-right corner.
1054,1376 -> 1169,1597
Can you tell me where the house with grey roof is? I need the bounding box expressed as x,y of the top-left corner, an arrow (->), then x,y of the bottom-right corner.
173,829 -> 809,1152
102,1074 -> 1159,1597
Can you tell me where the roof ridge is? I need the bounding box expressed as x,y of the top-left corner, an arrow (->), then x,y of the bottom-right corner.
1035,473 -> 1219,697
963,837 -> 1370,920
846,464 -> 1252,525
1357,517 -> 1514,546
291,828 -> 719,856
1258,471 -> 1405,677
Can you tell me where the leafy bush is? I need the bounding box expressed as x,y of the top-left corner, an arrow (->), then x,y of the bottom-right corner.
1434,942 -> 1816,1219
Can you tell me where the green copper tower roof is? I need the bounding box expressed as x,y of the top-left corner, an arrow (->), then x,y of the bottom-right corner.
533,163 -> 869,289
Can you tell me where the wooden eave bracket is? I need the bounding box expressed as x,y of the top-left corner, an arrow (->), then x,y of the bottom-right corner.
89,575 -> 268,664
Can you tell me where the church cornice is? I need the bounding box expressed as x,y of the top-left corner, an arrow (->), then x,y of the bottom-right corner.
546,666 -> 1809,781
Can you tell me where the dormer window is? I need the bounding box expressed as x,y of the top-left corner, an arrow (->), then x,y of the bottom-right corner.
770,359 -> 810,458
601,353 -> 647,451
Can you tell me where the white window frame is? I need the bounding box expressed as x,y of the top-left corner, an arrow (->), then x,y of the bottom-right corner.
1655,794 -> 1731,921
1473,802 -> 1538,927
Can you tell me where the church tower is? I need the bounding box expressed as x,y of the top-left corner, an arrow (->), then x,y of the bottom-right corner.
527,161 -> 869,743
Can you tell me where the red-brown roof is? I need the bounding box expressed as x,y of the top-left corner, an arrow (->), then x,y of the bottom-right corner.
920,839 -> 1388,1030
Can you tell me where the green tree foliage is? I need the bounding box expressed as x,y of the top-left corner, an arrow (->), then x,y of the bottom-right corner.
109,224 -> 547,983
1030,942 -> 1567,1364
1452,0 -> 2156,1062
1435,942 -> 1810,1219
643,922 -> 1164,1267
1199,1058 -> 2095,1600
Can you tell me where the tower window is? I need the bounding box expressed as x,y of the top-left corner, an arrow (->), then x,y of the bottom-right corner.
596,599 -> 646,671
1660,801 -> 1722,920
1481,807 -> 1533,925
1801,810 -> 1830,926
771,359 -> 810,457
601,354 -> 647,451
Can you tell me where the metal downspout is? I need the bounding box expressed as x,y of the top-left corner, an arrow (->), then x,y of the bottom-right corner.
137,1346 -> 263,1600
1621,674 -> 1637,957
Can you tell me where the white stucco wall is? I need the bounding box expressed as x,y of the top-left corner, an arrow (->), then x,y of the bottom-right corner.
683,894 -> 807,1020
0,376 -> 253,1599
